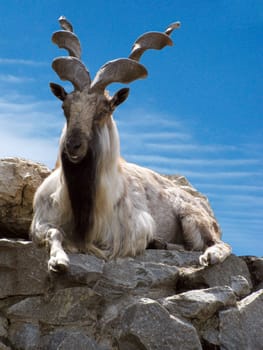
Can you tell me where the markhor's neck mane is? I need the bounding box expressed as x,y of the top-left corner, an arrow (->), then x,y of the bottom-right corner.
61,142 -> 98,249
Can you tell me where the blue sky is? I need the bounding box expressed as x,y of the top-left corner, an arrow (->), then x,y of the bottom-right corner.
0,1 -> 262,256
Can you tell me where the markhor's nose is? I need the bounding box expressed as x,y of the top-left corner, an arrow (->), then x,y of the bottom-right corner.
72,140 -> 81,151
66,138 -> 82,155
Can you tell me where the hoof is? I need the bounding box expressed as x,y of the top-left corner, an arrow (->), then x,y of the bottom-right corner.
199,252 -> 211,266
199,243 -> 230,266
147,238 -> 168,250
48,255 -> 70,273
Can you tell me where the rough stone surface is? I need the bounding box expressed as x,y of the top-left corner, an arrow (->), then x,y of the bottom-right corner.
7,287 -> 102,325
0,157 -> 50,238
116,298 -> 202,350
178,254 -> 253,291
93,258 -> 180,300
241,256 -> 263,290
49,332 -> 104,350
199,315 -> 220,347
161,286 -> 236,320
8,322 -> 41,350
219,289 -> 263,350
230,274 -> 251,298
0,159 -> 262,349
0,239 -> 48,298
135,249 -> 201,267
0,317 -> 8,338
0,239 -> 262,349
0,342 -> 11,350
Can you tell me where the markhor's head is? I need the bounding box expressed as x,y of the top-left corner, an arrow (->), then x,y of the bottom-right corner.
50,16 -> 180,164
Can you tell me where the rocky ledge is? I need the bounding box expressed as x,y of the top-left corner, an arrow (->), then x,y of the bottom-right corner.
0,158 -> 50,239
0,239 -> 262,350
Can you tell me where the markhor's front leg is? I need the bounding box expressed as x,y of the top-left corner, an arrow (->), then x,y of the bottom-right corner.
179,211 -> 231,266
47,228 -> 70,273
199,241 -> 232,266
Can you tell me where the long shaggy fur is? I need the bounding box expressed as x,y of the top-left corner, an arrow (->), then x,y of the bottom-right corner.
31,107 -> 231,271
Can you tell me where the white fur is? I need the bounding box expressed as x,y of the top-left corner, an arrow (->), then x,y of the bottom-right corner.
199,242 -> 232,266
31,100 -> 231,272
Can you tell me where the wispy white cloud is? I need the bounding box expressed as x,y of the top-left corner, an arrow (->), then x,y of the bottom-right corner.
126,154 -> 261,167
144,143 -> 239,153
0,74 -> 34,83
121,131 -> 191,142
1,131 -> 58,167
0,58 -> 48,66
195,183 -> 263,192
0,93 -> 62,168
0,100 -> 64,138
221,217 -> 263,226
147,167 -> 263,179
223,232 -> 262,256
116,108 -> 183,129
217,209 -> 263,219
209,193 -> 263,205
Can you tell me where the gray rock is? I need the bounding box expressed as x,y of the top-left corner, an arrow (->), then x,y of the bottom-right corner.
0,237 -> 260,349
178,254 -> 252,290
161,286 -> 236,321
0,317 -> 8,338
0,239 -> 105,298
116,298 -> 202,350
136,249 -> 201,267
8,322 -> 40,350
200,316 -> 220,347
0,157 -> 50,238
219,289 -> 263,350
231,275 -> 251,298
0,239 -> 48,298
242,256 -> 263,289
57,333 -> 103,350
7,287 -> 102,326
251,258 -> 263,281
94,257 -> 179,299
0,342 -> 11,350
41,329 -> 68,350
100,295 -> 138,331
50,253 -> 106,288
41,330 -> 105,350
256,281 -> 263,291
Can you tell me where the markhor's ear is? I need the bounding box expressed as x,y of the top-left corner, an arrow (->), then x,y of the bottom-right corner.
50,82 -> 68,101
111,88 -> 130,107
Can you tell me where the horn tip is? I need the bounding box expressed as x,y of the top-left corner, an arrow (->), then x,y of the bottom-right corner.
165,21 -> 181,36
58,15 -> 73,32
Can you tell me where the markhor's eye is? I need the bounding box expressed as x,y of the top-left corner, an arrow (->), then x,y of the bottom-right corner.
96,108 -> 109,121
96,112 -> 104,121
